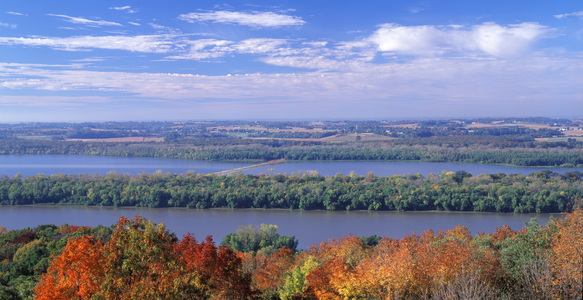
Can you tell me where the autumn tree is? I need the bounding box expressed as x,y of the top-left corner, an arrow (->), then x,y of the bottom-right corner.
550,207 -> 583,298
251,247 -> 296,299
174,234 -> 254,299
35,236 -> 105,300
35,216 -> 230,299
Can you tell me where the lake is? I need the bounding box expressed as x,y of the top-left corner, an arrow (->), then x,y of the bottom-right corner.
1,154 -> 581,177
0,205 -> 560,249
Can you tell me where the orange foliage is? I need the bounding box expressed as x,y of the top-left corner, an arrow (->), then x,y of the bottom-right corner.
415,226 -> 500,295
305,236 -> 369,299
56,224 -> 91,235
352,237 -> 418,299
490,224 -> 520,243
252,246 -> 296,297
35,236 -> 105,300
550,208 -> 583,298
35,216 -> 254,300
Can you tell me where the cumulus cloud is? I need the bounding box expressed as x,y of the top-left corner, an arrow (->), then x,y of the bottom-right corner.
471,22 -> 550,57
554,11 -> 583,19
368,22 -> 551,58
0,35 -> 177,52
48,14 -> 122,27
178,10 -> 305,28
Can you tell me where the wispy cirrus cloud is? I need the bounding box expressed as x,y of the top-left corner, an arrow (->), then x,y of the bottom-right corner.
0,35 -> 177,52
109,6 -> 138,13
0,22 -> 16,29
48,14 -> 122,27
1,55 -> 581,120
178,10 -> 305,28
554,11 -> 583,19
6,11 -> 26,16
165,39 -> 233,60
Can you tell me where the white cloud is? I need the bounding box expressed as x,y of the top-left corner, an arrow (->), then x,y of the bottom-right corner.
167,38 -> 295,61
166,39 -> 233,60
472,22 -> 550,57
0,22 -> 16,29
231,38 -> 289,53
149,23 -> 180,34
48,14 -> 122,27
110,6 -> 130,11
370,24 -> 447,54
1,53 -> 581,120
109,6 -> 138,13
554,11 -> 583,19
178,10 -> 305,28
6,11 -> 26,16
367,22 -> 551,58
0,35 -> 177,52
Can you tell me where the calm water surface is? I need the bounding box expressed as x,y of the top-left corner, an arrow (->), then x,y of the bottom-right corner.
0,155 -> 252,176
1,155 -> 582,177
243,160 -> 583,176
0,206 -> 560,249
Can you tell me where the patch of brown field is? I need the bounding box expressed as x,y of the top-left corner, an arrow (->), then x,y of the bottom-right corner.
465,123 -> 554,130
207,126 -> 333,133
563,130 -> 583,136
65,137 -> 164,143
247,133 -> 395,142
535,137 -> 583,142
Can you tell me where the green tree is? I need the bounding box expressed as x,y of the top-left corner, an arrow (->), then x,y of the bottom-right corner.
221,224 -> 298,254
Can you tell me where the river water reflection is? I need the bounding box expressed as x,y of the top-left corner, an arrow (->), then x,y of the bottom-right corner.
0,206 -> 560,249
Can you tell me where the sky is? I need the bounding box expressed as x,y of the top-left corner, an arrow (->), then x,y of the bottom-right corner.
0,0 -> 582,122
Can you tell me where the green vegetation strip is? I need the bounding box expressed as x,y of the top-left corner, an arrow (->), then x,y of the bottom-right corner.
1,170 -> 580,213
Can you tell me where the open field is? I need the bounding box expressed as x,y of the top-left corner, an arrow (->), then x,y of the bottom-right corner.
249,133 -> 396,142
465,122 -> 554,130
66,137 -> 164,143
207,125 -> 333,133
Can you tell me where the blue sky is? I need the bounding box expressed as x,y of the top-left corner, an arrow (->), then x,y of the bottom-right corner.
0,0 -> 582,122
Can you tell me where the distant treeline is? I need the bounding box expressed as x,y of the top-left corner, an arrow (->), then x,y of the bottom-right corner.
0,137 -> 582,167
1,170 -> 581,213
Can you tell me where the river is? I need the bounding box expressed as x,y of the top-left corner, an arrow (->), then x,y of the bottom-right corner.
1,155 -> 582,177
0,205 -> 560,249
0,154 -> 572,248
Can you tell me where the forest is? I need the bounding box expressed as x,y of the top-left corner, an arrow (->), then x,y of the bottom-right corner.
0,170 -> 581,213
0,209 -> 581,299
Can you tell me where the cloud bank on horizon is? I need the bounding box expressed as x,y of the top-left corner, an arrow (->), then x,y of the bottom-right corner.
0,0 -> 581,122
